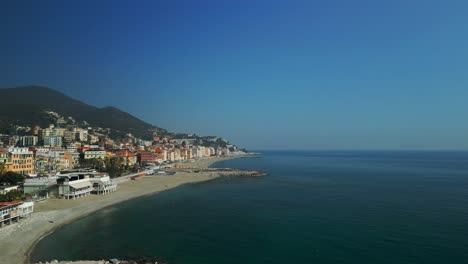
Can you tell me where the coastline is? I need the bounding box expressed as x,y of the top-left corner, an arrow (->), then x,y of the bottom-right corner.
0,154 -> 254,264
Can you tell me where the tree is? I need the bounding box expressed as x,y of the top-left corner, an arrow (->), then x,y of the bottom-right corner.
0,162 -> 6,177
104,156 -> 125,178
0,189 -> 23,202
79,158 -> 105,171
0,171 -> 25,185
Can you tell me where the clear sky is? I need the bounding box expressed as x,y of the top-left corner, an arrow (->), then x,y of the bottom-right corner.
1,0 -> 467,150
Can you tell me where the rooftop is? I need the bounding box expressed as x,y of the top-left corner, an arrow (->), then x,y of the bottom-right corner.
0,201 -> 23,209
0,185 -> 19,189
86,148 -> 105,152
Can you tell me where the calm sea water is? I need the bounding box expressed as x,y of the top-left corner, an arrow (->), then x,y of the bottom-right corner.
31,151 -> 468,264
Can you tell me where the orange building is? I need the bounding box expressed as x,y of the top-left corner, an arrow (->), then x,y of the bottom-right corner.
115,150 -> 137,166
7,147 -> 34,175
137,151 -> 158,164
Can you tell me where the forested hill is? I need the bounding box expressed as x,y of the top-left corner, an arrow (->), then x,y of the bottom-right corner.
0,86 -> 164,139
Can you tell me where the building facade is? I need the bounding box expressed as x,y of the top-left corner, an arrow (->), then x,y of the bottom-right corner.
8,147 -> 34,175
19,136 -> 38,147
84,149 -> 106,160
0,201 -> 34,228
44,136 -> 63,148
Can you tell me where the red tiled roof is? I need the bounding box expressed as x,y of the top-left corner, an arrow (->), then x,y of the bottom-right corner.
0,201 -> 23,208
115,150 -> 136,157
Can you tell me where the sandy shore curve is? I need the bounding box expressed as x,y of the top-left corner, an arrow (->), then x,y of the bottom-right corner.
0,156 -> 245,264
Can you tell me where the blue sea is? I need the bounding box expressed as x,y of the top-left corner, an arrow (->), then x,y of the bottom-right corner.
31,151 -> 468,263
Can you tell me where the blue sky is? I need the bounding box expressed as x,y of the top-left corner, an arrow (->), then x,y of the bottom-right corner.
1,0 -> 467,150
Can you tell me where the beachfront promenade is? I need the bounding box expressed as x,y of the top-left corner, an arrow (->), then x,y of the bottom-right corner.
111,166 -> 157,184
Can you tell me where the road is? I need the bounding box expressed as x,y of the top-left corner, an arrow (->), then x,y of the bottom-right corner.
112,165 -> 159,184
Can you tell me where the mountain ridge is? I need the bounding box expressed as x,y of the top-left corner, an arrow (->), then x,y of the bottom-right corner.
0,86 -> 163,139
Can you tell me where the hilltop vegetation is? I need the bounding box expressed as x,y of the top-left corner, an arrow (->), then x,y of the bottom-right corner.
0,86 -> 165,140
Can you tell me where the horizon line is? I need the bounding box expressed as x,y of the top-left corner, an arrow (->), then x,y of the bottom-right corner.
250,148 -> 468,152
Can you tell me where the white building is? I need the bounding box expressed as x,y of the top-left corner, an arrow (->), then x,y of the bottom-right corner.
57,172 -> 92,199
89,174 -> 117,195
204,147 -> 212,157
40,125 -> 66,138
192,146 -> 206,158
170,150 -> 175,161
19,136 -> 38,147
56,170 -> 117,199
84,149 -> 106,160
0,185 -> 19,195
44,136 -> 63,148
162,149 -> 168,161
75,128 -> 88,142
0,201 -> 34,228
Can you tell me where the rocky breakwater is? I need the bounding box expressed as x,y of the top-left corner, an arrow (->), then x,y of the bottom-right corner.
204,168 -> 268,177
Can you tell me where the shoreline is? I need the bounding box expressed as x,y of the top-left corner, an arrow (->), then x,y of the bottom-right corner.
0,154 -> 256,264
28,178 -> 217,264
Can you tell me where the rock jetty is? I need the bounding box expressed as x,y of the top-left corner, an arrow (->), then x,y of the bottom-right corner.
174,167 -> 268,177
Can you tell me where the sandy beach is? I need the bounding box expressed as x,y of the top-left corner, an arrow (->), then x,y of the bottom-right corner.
0,155 -> 247,264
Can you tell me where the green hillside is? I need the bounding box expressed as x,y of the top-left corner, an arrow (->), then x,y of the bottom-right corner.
0,86 -> 164,139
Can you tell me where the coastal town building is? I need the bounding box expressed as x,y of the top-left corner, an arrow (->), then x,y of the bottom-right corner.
204,147 -> 212,157
88,134 -> 99,144
8,147 -> 34,175
63,130 -> 75,143
0,120 -> 239,194
167,149 -> 175,162
89,174 -> 117,195
192,146 -> 206,158
174,149 -> 181,161
0,201 -> 34,228
186,149 -> 193,159
32,126 -> 41,136
66,142 -> 81,152
0,149 -> 13,172
0,148 -> 10,165
115,150 -> 137,166
40,125 -> 66,139
55,170 -> 118,199
44,136 -> 63,148
137,151 -> 159,164
75,128 -> 89,142
34,149 -> 69,173
57,172 -> 93,199
8,136 -> 19,147
23,176 -> 56,195
0,185 -> 19,195
84,149 -> 106,160
63,149 -> 80,168
18,136 -> 38,147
